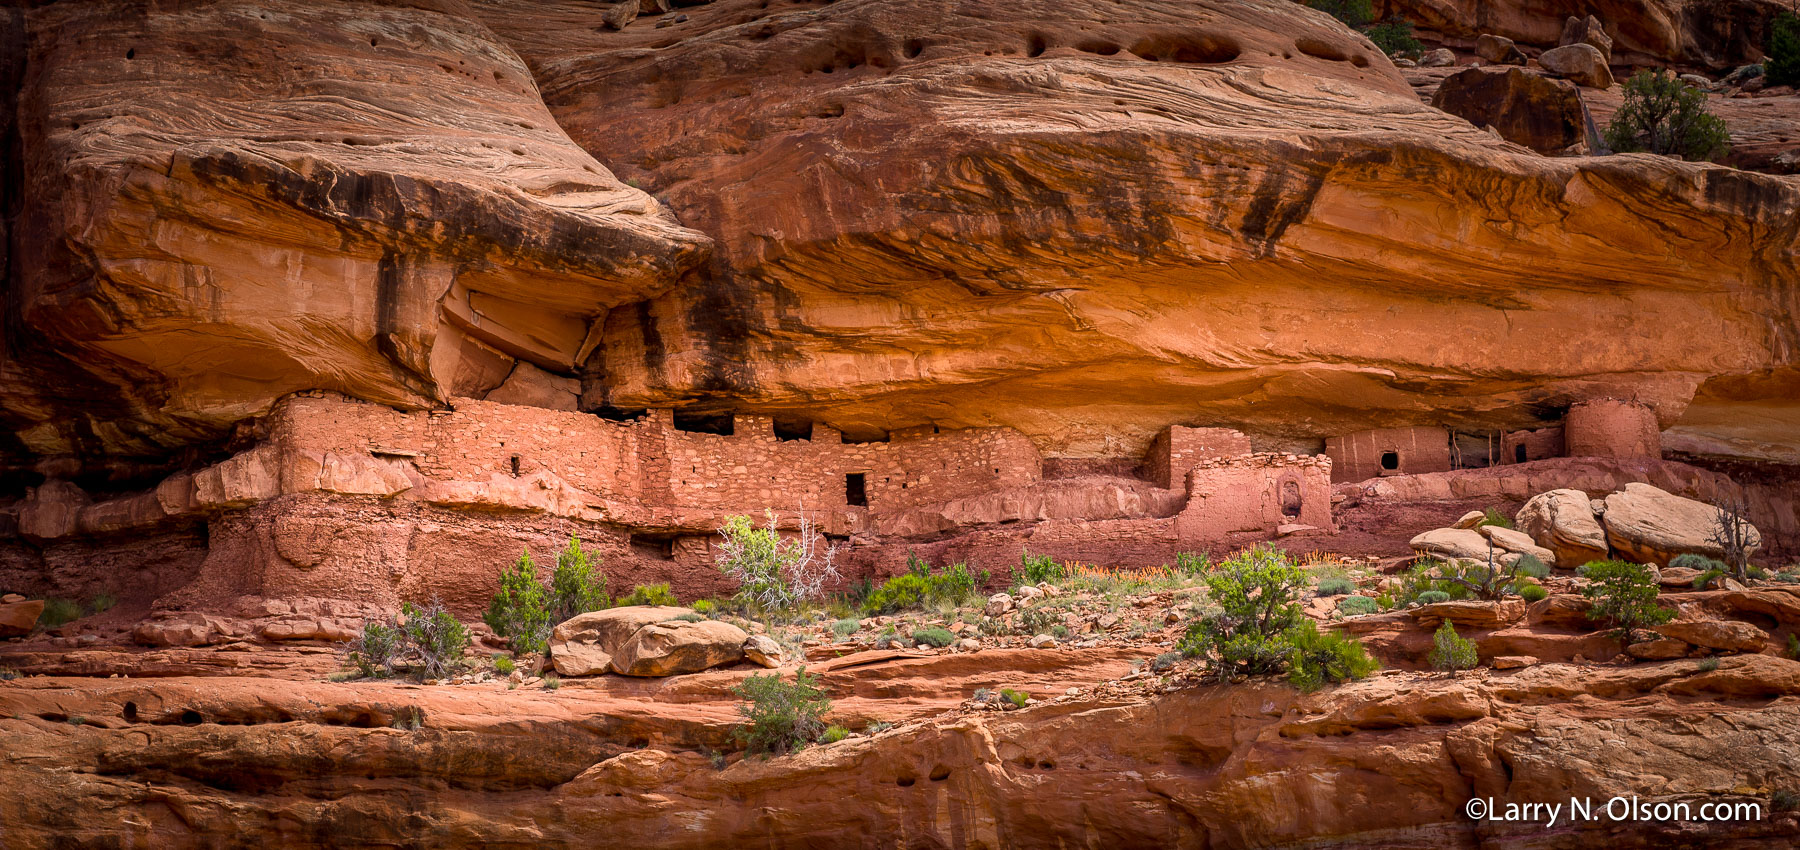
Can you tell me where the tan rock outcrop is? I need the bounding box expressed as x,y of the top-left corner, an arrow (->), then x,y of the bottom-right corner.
549,606 -> 691,676
1517,489 -> 1610,567
1603,482 -> 1761,566
610,619 -> 750,676
1538,43 -> 1614,89
0,600 -> 45,637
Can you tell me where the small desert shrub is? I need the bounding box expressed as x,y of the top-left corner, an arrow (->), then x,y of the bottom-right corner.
543,674 -> 561,690
864,561 -> 988,615
1151,651 -> 1182,672
866,720 -> 893,734
1050,624 -> 1071,640
1000,687 -> 1030,708
1517,583 -> 1549,603
618,583 -> 679,607
912,627 -> 955,648
402,600 -> 470,681
692,599 -> 718,616
326,671 -> 357,682
484,550 -> 552,655
87,592 -> 117,615
548,536 -> 609,624
820,724 -> 850,744
1582,560 -> 1675,645
972,686 -> 992,701
1747,566 -> 1769,580
831,617 -> 861,638
1337,595 -> 1379,616
1316,576 -> 1356,597
1415,590 -> 1452,605
1603,70 -> 1730,162
1513,555 -> 1551,580
861,573 -> 929,614
1772,788 -> 1800,813
350,621 -> 403,678
1769,12 -> 1800,87
392,706 -> 426,730
1429,621 -> 1479,672
0,667 -> 19,681
1478,508 -> 1515,530
1017,550 -> 1065,587
1787,633 -> 1799,660
1693,567 -> 1728,590
669,612 -> 706,623
1173,551 -> 1212,575
1018,605 -> 1058,637
1697,656 -> 1721,672
67,715 -> 85,727
493,655 -> 516,676
1287,621 -> 1380,692
1670,553 -> 1726,571
37,598 -> 80,629
733,667 -> 832,756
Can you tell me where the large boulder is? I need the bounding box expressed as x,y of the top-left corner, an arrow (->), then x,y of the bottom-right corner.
611,619 -> 751,677
1516,489 -> 1609,567
1559,15 -> 1613,62
1538,43 -> 1613,89
1475,33 -> 1526,65
1430,68 -> 1586,155
1602,483 -> 1761,567
1,600 -> 46,637
1656,618 -> 1769,653
550,606 -> 692,677
1409,527 -> 1494,561
1477,524 -> 1558,568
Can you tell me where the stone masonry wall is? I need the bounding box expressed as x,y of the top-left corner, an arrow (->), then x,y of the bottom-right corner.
1325,426 -> 1453,483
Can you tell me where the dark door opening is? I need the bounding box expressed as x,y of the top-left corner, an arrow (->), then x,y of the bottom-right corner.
673,410 -> 734,435
1280,480 -> 1302,518
845,473 -> 868,507
1379,451 -> 1399,471
1514,444 -> 1528,464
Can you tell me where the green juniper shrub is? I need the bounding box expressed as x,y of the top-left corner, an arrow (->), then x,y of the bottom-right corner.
1582,560 -> 1675,645
1428,621 -> 1479,673
1769,12 -> 1800,87
1177,545 -> 1309,681
1517,582 -> 1549,603
733,667 -> 832,756
1017,550 -> 1065,587
493,654 -> 516,676
861,573 -> 930,615
1415,590 -> 1452,605
548,536 -> 609,624
832,617 -> 861,639
912,626 -> 956,648
618,583 -> 679,607
820,724 -> 850,744
1337,595 -> 1379,616
402,599 -> 470,681
1000,687 -> 1030,708
1365,17 -> 1421,57
1603,70 -> 1730,162
484,550 -> 552,655
1697,656 -> 1721,672
350,620 -> 403,678
1150,650 -> 1183,672
1286,620 -> 1380,692
37,598 -> 81,629
87,592 -> 117,615
1316,576 -> 1356,597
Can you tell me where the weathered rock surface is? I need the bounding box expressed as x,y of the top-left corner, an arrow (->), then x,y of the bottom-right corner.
1476,33 -> 1528,65
1538,43 -> 1614,89
610,618 -> 750,676
1656,617 -> 1770,653
1389,0 -> 1790,68
1430,67 -> 1587,154
1409,527 -> 1493,561
1478,523 -> 1558,567
549,606 -> 692,676
742,634 -> 783,668
0,600 -> 44,637
1603,482 -> 1762,566
1517,488 -> 1610,567
1559,14 -> 1614,62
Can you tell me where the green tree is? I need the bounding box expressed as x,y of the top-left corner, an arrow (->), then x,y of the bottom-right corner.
1581,560 -> 1675,645
402,600 -> 470,681
548,536 -> 609,625
1428,621 -> 1479,673
733,667 -> 833,756
1603,70 -> 1730,162
484,550 -> 552,655
1769,12 -> 1800,87
1177,545 -> 1310,681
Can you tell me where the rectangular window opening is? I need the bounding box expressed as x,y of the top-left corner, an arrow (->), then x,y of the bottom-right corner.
845,472 -> 868,507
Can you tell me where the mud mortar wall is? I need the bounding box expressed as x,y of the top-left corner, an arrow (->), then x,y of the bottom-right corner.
1325,426 -> 1453,483
1565,399 -> 1662,459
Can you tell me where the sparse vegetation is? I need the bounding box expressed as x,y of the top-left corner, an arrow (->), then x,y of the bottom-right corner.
1708,497 -> 1756,581
392,706 -> 426,730
1316,576 -> 1356,597
820,724 -> 850,743
1768,12 -> 1800,88
1512,555 -> 1550,580
1416,589 -> 1452,605
548,536 -> 609,624
1177,546 -> 1376,691
912,626 -> 956,648
67,715 -> 86,727
1692,567 -> 1728,590
1773,788 -> 1800,813
1364,17 -> 1421,57
866,720 -> 893,735
349,620 -> 403,678
733,667 -> 833,756
1017,550 -> 1065,587
618,583 -> 679,607
1787,633 -> 1799,660
1428,621 -> 1479,673
1172,551 -> 1212,575
715,510 -> 841,612
1337,595 -> 1379,616
669,612 -> 706,623
862,559 -> 986,615
1697,656 -> 1721,672
1307,0 -> 1371,28
1581,560 -> 1676,645
37,598 -> 80,629
1517,582 -> 1549,603
1000,687 -> 1030,708
1150,651 -> 1182,672
543,674 -> 561,690
87,592 -> 117,615
831,617 -> 861,638
1603,70 -> 1730,162
1478,508 -> 1515,530
0,667 -> 19,681
401,600 -> 471,681
493,654 -> 515,676
692,598 -> 718,616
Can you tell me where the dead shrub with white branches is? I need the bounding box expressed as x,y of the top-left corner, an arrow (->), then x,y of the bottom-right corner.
715,508 -> 840,613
